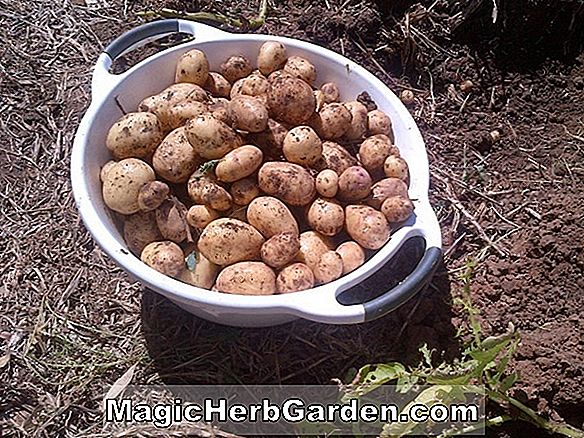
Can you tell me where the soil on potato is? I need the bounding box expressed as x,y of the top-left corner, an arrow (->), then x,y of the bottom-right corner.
1,0 -> 583,436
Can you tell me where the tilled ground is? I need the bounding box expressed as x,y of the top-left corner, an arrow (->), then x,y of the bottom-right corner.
1,0 -> 583,436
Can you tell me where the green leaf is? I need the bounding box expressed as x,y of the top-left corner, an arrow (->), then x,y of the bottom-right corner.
185,251 -> 197,272
342,363 -> 409,402
396,374 -> 419,394
498,372 -> 518,393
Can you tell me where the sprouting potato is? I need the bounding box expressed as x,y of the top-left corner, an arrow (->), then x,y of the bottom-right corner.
153,127 -> 202,184
186,205 -> 220,229
368,177 -> 409,209
337,166 -> 373,201
155,197 -> 191,243
228,96 -> 269,133
102,158 -> 155,215
383,156 -> 409,182
320,82 -> 340,103
336,241 -> 365,274
367,109 -> 393,136
283,56 -> 317,85
187,174 -> 233,211
261,232 -> 300,269
198,218 -> 264,266
247,196 -> 299,238
296,231 -> 332,272
215,262 -> 276,295
310,103 -> 352,140
258,162 -> 316,206
167,100 -> 208,130
215,145 -> 264,183
345,205 -> 391,250
282,126 -> 323,166
175,49 -> 210,85
307,198 -> 345,237
276,263 -> 315,293
268,76 -> 316,125
258,41 -> 287,75
123,211 -> 163,255
315,169 -> 339,198
138,181 -> 170,212
141,241 -> 185,278
343,101 -> 368,140
221,55 -> 253,83
314,250 -> 343,284
230,178 -> 260,206
185,113 -> 243,159
381,196 -> 415,223
204,72 -> 231,98
317,141 -> 358,175
358,134 -> 400,172
106,112 -> 163,159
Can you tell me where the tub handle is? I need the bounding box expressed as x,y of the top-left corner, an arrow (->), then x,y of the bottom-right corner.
91,19 -> 228,98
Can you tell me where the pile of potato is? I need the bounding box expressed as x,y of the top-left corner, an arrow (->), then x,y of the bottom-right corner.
100,41 -> 414,295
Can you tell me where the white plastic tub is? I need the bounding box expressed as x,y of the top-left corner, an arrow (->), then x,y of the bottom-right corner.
71,20 -> 442,327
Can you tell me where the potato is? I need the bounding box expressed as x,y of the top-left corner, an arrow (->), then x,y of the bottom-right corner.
320,82 -> 340,103
276,263 -> 314,293
138,181 -> 170,211
186,205 -> 219,229
220,55 -> 253,83
345,205 -> 391,250
246,119 -> 288,158
198,218 -> 264,266
167,100 -> 208,130
336,241 -> 365,274
367,110 -> 392,136
337,166 -> 372,201
381,196 -> 414,223
268,76 -> 316,125
208,98 -> 231,125
296,231 -> 332,271
231,74 -> 270,100
230,178 -> 260,206
284,56 -> 316,85
282,126 -> 323,166
153,127 -> 202,184
268,69 -> 293,83
383,156 -> 409,181
247,196 -> 299,238
102,158 -> 155,215
100,160 -> 117,182
106,112 -> 163,159
343,101 -> 368,140
315,169 -> 339,198
258,41 -> 287,75
368,177 -> 409,209
314,90 -> 326,112
180,251 -> 219,289
155,198 -> 191,243
187,174 -> 233,211
215,145 -> 263,183
261,233 -> 300,269
310,103 -> 351,140
204,72 -> 231,98
123,211 -> 163,255
307,198 -> 344,236
359,134 -> 399,172
314,251 -> 343,284
317,141 -> 358,174
175,49 -> 209,85
258,162 -> 316,206
215,262 -> 276,295
228,96 -> 269,133
141,241 -> 185,278
185,113 -> 242,159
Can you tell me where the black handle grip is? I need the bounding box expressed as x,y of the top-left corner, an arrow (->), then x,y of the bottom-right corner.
362,247 -> 442,322
104,19 -> 180,59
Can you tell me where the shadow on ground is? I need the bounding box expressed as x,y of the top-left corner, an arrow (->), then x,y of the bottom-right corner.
140,246 -> 457,386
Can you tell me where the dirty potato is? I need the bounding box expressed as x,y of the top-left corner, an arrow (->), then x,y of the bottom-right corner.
138,181 -> 170,212
282,126 -> 323,166
383,156 -> 409,182
221,55 -> 253,83
215,262 -> 276,295
141,241 -> 185,278
258,162 -> 316,206
310,103 -> 351,140
315,169 -> 339,198
313,250 -> 343,284
257,41 -> 288,75
368,177 -> 409,209
102,158 -> 155,215
179,251 -> 219,289
167,100 -> 208,130
337,166 -> 373,201
247,196 -> 299,238
187,174 -> 233,211
186,205 -> 220,229
307,198 -> 345,236
261,232 -> 300,269
185,113 -> 243,159
276,263 -> 315,293
230,178 -> 260,206
283,56 -> 317,85
345,205 -> 391,250
247,119 -> 288,158
381,196 -> 415,223
367,109 -> 393,136
268,76 -> 316,125
343,101 -> 368,140
336,241 -> 365,274
153,127 -> 202,184
296,231 -> 332,271
204,72 -> 231,98
317,141 -> 358,175
175,49 -> 210,85
228,96 -> 269,133
106,112 -> 163,159
359,134 -> 400,172
123,211 -> 163,255
320,82 -> 340,103
155,198 -> 190,243
215,145 -> 263,183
